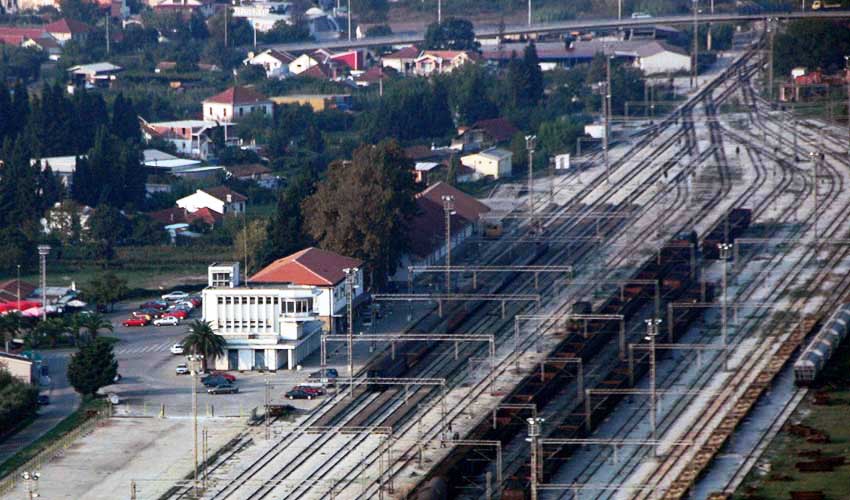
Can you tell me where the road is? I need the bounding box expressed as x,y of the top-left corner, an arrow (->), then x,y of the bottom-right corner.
263,10 -> 850,52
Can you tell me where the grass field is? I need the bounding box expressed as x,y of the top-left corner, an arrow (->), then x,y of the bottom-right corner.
735,337 -> 850,499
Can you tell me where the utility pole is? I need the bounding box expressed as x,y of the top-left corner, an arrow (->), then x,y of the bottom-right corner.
526,135 -> 537,231
224,5 -> 228,47
105,13 -> 110,55
618,0 -> 622,20
528,0 -> 532,25
845,55 -> 849,157
526,417 -> 544,500
707,0 -> 714,51
767,20 -> 774,101
692,0 -> 699,89
37,245 -> 50,321
809,151 -> 819,242
343,267 -> 358,398
16,264 -> 20,305
438,0 -> 441,24
718,243 -> 732,370
188,353 -> 204,497
347,0 -> 352,41
442,195 -> 455,293
605,55 -> 612,183
645,318 -> 661,452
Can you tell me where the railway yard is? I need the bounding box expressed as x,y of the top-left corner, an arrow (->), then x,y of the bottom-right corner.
17,21 -> 850,500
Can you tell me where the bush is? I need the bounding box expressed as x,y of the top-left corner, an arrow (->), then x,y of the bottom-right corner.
0,369 -> 39,436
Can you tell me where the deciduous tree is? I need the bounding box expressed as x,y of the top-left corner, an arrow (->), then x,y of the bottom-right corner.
67,338 -> 118,397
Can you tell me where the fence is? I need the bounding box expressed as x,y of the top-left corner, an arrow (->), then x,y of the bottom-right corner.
0,406 -> 111,496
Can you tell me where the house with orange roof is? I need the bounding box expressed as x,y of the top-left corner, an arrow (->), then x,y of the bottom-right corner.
200,247 -> 364,370
414,50 -> 479,76
45,18 -> 91,45
202,86 -> 273,123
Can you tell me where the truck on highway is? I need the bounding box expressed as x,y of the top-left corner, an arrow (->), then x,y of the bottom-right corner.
812,0 -> 842,9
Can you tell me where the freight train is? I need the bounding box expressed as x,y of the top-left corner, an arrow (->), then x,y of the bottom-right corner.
794,303 -> 850,386
702,208 -> 752,259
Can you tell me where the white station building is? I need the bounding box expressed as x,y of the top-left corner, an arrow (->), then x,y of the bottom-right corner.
201,248 -> 364,371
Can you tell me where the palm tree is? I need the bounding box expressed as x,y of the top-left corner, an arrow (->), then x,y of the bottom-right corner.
33,318 -> 69,348
0,312 -> 22,352
181,320 -> 226,372
67,313 -> 85,346
80,313 -> 113,341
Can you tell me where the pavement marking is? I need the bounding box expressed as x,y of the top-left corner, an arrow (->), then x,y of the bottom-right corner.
115,341 -> 174,355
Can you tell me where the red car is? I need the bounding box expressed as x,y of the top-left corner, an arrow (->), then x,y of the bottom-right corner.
210,371 -> 236,382
122,317 -> 149,327
293,386 -> 325,396
163,310 -> 189,320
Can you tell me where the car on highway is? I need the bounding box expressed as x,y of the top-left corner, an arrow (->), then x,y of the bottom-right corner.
122,317 -> 149,327
153,316 -> 180,327
175,363 -> 189,375
162,291 -> 189,302
170,344 -> 185,355
37,394 -> 50,405
208,383 -> 239,394
202,375 -> 229,388
285,388 -> 315,400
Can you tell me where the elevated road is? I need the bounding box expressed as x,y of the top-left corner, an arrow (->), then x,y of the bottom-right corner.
263,10 -> 850,52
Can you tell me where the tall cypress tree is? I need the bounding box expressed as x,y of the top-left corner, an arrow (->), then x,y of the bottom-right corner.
111,93 -> 141,143
0,82 -> 11,145
523,43 -> 544,105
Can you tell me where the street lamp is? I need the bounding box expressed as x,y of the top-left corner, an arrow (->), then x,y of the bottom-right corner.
718,243 -> 732,370
526,417 -> 545,500
809,151 -> 819,243
692,0 -> 699,89
844,55 -> 849,157
187,354 -> 204,497
343,267 -> 359,398
526,135 -> 537,232
644,318 -> 661,451
37,245 -> 50,321
441,195 -> 455,293
21,471 -> 40,499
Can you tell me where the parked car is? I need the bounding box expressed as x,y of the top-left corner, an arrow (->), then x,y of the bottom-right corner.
209,371 -> 236,382
293,386 -> 325,396
208,383 -> 239,395
37,394 -> 50,405
131,311 -> 154,320
170,344 -> 185,355
175,301 -> 195,310
175,363 -> 190,375
153,316 -> 180,327
122,317 -> 149,327
140,300 -> 168,310
162,291 -> 189,302
285,388 -> 315,400
202,375 -> 229,388
163,310 -> 189,320
113,373 -> 122,383
187,297 -> 202,307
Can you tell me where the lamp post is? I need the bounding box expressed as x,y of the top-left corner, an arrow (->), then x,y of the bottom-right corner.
37,245 -> 50,321
605,54 -> 613,183
526,135 -> 537,231
16,264 -> 21,305
644,318 -> 661,450
343,267 -> 358,398
526,417 -> 545,500
844,55 -> 849,157
809,151 -> 819,243
528,0 -> 532,25
438,0 -> 441,24
21,471 -> 40,499
718,243 -> 732,370
347,0 -> 352,41
187,353 -> 204,497
692,0 -> 699,89
441,195 -> 455,293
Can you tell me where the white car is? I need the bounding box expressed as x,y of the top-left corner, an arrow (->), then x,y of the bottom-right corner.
170,344 -> 185,355
175,363 -> 189,375
162,291 -> 189,302
154,316 -> 180,327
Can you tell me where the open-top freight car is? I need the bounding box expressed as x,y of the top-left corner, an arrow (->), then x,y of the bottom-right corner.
794,303 -> 850,386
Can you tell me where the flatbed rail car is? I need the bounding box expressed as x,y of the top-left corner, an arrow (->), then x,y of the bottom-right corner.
702,208 -> 752,259
794,303 -> 850,386
415,233 -> 708,497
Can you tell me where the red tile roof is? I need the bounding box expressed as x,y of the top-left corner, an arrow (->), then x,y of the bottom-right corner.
385,46 -> 420,60
45,18 -> 91,35
299,62 -> 333,79
0,27 -> 46,45
408,182 -> 490,258
250,247 -> 363,286
0,279 -> 37,303
226,164 -> 272,178
202,186 -> 247,203
203,86 -> 269,105
148,207 -> 223,226
470,117 -> 519,143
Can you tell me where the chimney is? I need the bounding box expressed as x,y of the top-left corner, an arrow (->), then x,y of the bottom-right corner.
226,194 -> 233,203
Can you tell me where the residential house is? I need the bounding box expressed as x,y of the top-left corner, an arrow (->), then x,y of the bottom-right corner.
31,155 -> 78,186
149,206 -> 223,228
270,94 -> 351,111
288,52 -> 323,75
0,352 -> 34,385
142,149 -> 222,179
232,0 -> 291,32
140,119 -> 224,160
461,148 -> 513,180
208,262 -> 241,288
243,49 -> 294,78
413,50 -> 479,76
779,68 -> 848,102
177,186 -> 247,216
40,201 -> 93,241
381,46 -> 419,75
155,61 -> 177,73
224,164 -> 276,187
45,18 -> 91,45
203,86 -> 273,123
67,62 -> 123,89
328,49 -> 363,70
22,36 -> 61,60
392,182 -> 490,283
249,247 -> 364,333
0,279 -> 37,304
350,65 -> 396,88
0,27 -> 46,46
152,0 -> 214,18
452,117 -> 519,152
